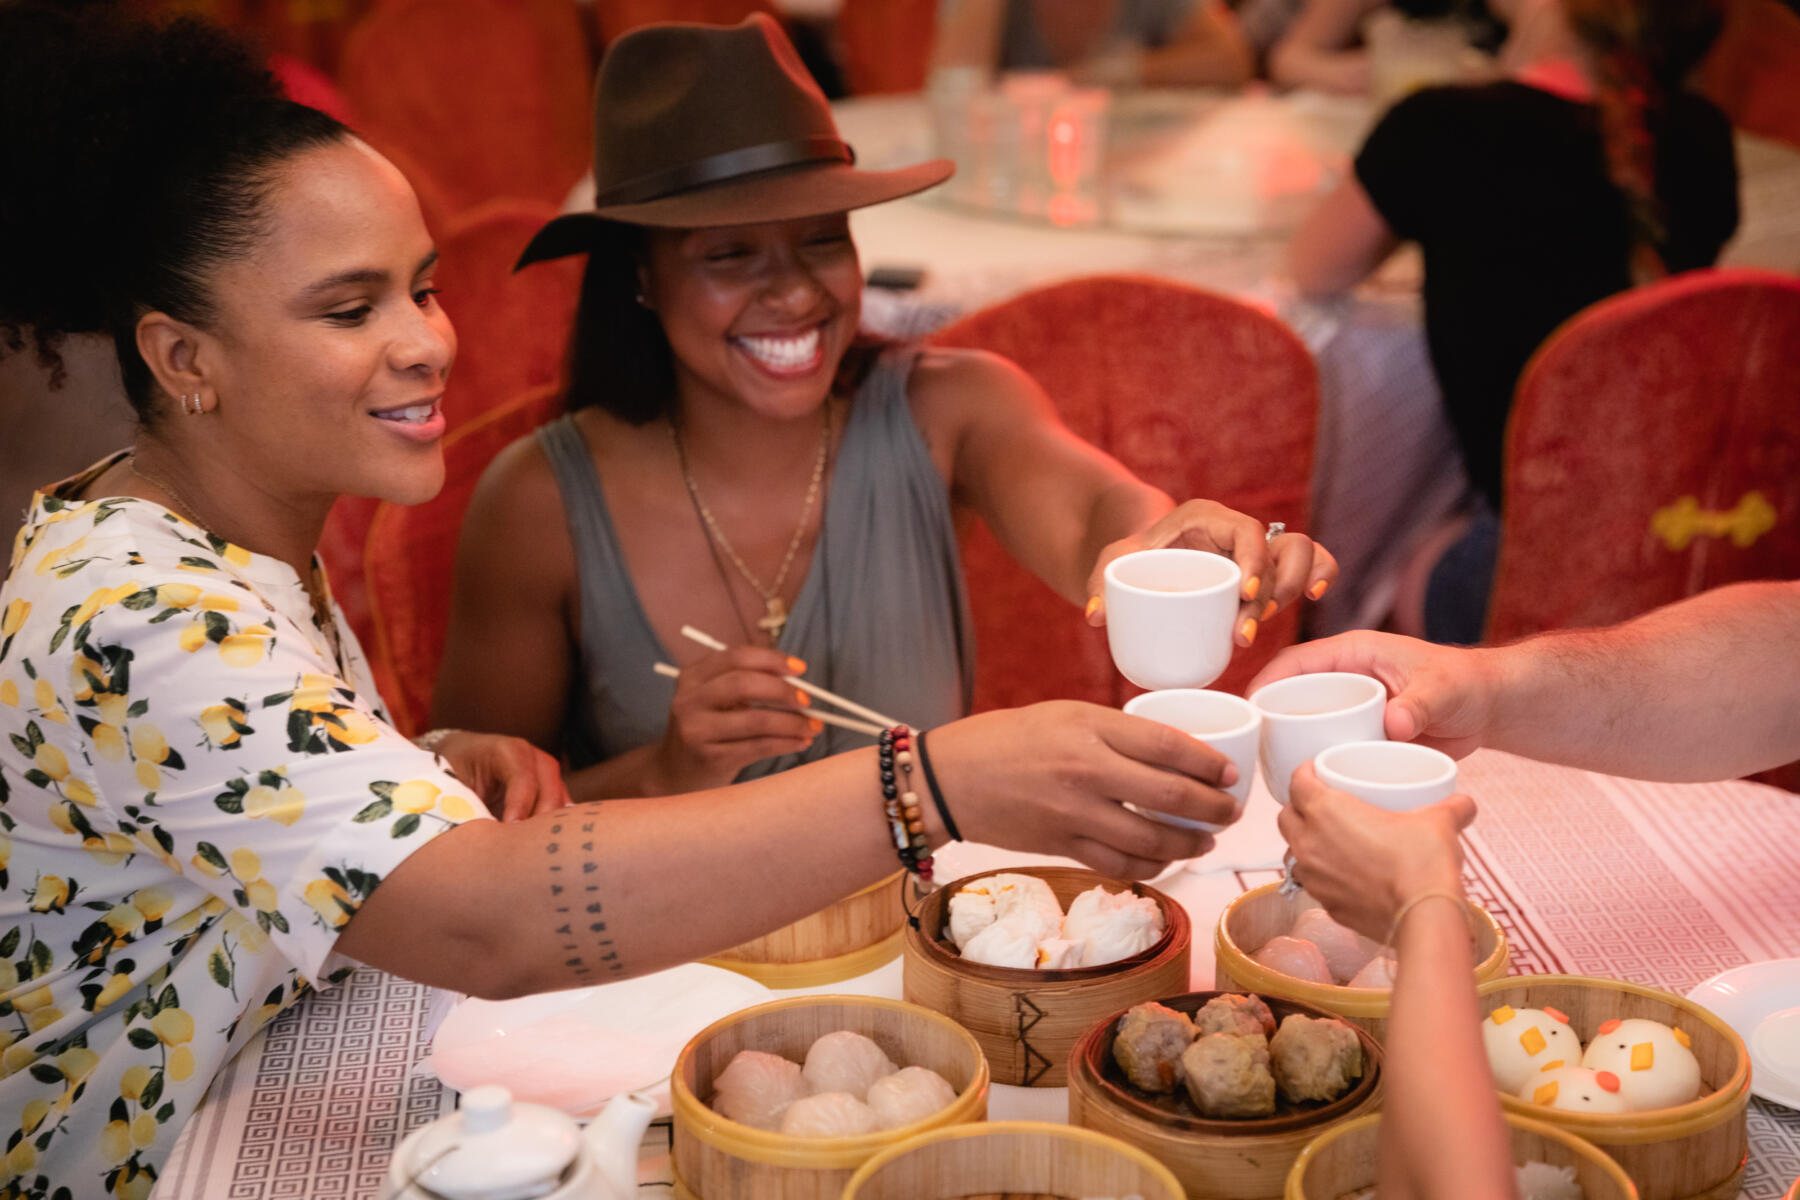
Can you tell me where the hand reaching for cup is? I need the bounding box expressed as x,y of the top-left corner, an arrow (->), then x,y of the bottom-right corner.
1277,762 -> 1477,942
655,645 -> 822,792
1083,500 -> 1339,646
1246,630 -> 1500,759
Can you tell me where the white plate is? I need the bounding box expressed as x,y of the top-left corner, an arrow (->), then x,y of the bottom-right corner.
428,963 -> 771,1119
1686,958 -> 1800,1110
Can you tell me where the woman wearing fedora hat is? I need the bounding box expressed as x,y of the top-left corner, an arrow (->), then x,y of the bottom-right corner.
0,8 -> 1267,1184
435,14 -> 1337,801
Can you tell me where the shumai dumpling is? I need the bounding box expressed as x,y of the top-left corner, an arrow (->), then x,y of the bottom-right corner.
1482,1005 -> 1584,1093
802,1031 -> 897,1101
1579,1018 -> 1702,1110
865,1066 -> 957,1130
1291,907 -> 1382,984
1180,1033 -> 1276,1118
1193,992 -> 1277,1039
1269,1013 -> 1363,1104
710,1049 -> 808,1130
778,1092 -> 880,1137
1520,1065 -> 1631,1114
1112,1002 -> 1197,1093
1251,935 -> 1334,985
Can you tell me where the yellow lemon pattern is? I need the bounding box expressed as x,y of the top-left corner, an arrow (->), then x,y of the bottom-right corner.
0,476 -> 488,1195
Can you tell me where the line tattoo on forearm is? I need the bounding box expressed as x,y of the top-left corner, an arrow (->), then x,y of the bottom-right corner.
546,817 -> 622,977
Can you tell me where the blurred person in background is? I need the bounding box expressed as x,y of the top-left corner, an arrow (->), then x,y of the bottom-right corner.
931,0 -> 1256,87
1287,0 -> 1738,643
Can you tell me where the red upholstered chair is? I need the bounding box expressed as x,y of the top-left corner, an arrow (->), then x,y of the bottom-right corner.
837,0 -> 937,95
1694,0 -> 1800,149
1487,268 -> 1800,645
594,0 -> 776,44
928,275 -> 1319,712
339,0 -> 593,216
435,198 -> 583,431
362,384 -> 566,735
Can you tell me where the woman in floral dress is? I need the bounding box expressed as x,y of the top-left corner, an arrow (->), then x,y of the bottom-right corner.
0,8 -> 1243,1195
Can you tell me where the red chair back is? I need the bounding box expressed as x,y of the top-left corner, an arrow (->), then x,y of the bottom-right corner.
362,385 -> 566,734
928,275 -> 1319,711
340,0 -> 593,216
435,198 -> 583,431
594,0 -> 775,44
1489,268 -> 1800,644
837,0 -> 937,95
1694,0 -> 1800,149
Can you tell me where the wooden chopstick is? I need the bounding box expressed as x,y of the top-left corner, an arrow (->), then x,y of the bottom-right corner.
651,662 -> 886,737
677,625 -> 903,730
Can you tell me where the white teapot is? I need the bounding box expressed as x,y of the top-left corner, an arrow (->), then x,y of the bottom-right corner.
385,1085 -> 656,1200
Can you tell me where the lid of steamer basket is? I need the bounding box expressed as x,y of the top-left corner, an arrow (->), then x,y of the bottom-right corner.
405,1085 -> 583,1200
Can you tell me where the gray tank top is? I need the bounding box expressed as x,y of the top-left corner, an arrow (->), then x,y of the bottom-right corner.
536,348 -> 974,781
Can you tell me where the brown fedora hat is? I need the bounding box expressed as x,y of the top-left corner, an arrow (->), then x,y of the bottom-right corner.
516,14 -> 951,267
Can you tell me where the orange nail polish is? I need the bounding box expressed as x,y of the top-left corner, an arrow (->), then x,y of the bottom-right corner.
808,718 -> 823,734
794,689 -> 811,707
1262,600 -> 1277,621
1243,575 -> 1260,601
1308,579 -> 1330,600
1240,617 -> 1258,645
787,656 -> 807,674
1084,596 -> 1102,620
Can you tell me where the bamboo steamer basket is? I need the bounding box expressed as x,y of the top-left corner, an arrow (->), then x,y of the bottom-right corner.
1068,990 -> 1384,1200
704,870 -> 906,988
1215,882 -> 1508,1042
1286,1111 -> 1638,1199
842,1121 -> 1186,1200
670,994 -> 988,1200
903,866 -> 1191,1087
1477,975 -> 1751,1200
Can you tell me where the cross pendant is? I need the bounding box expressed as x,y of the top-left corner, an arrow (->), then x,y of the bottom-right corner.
757,596 -> 788,640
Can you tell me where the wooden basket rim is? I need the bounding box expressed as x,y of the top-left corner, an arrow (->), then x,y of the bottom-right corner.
907,865 -> 1190,983
1216,882 -> 1507,1014
670,994 -> 991,1168
843,1119 -> 1186,1199
1284,1111 -> 1640,1200
1476,974 -> 1752,1139
1068,989 -> 1383,1135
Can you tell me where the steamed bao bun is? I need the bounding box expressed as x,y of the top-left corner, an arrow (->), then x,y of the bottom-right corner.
1520,1065 -> 1631,1114
1580,1017 -> 1702,1110
1482,1005 -> 1584,1093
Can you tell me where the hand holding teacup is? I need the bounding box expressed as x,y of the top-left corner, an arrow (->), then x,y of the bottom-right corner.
1084,500 -> 1339,646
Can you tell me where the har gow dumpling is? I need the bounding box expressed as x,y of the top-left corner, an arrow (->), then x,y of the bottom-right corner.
802,1030 -> 897,1100
778,1091 -> 880,1137
709,1049 -> 808,1130
865,1065 -> 957,1130
1347,955 -> 1398,989
1251,935 -> 1334,985
1291,908 -> 1381,984
960,915 -> 1041,969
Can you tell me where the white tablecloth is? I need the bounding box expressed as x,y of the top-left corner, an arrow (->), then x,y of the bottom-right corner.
155,751 -> 1800,1198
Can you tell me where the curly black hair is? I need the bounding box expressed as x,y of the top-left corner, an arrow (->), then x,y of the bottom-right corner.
0,3 -> 351,419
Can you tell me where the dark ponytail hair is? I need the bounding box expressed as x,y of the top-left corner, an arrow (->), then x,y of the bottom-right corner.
562,223 -> 678,424
0,4 -> 351,420
1562,0 -> 1726,282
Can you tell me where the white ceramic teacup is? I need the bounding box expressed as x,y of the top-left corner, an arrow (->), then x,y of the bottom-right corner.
1103,549 -> 1243,691
1122,689 -> 1261,831
1248,672 -> 1387,805
1314,740 -> 1458,812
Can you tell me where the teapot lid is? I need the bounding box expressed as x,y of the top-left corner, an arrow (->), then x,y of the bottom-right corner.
408,1086 -> 582,1200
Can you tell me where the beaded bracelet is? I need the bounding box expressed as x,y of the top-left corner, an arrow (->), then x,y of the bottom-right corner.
877,725 -> 934,881
912,729 -> 962,843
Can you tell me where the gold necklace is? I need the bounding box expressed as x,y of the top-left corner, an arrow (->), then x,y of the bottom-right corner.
671,409 -> 830,645
128,453 -> 346,670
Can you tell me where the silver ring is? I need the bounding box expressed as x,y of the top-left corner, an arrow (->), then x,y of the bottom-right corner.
1265,522 -> 1286,544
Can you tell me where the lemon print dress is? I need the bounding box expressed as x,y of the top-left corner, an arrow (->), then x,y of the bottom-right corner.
0,456 -> 487,1199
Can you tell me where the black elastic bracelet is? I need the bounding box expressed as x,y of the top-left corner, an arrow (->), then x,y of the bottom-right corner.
913,729 -> 962,842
